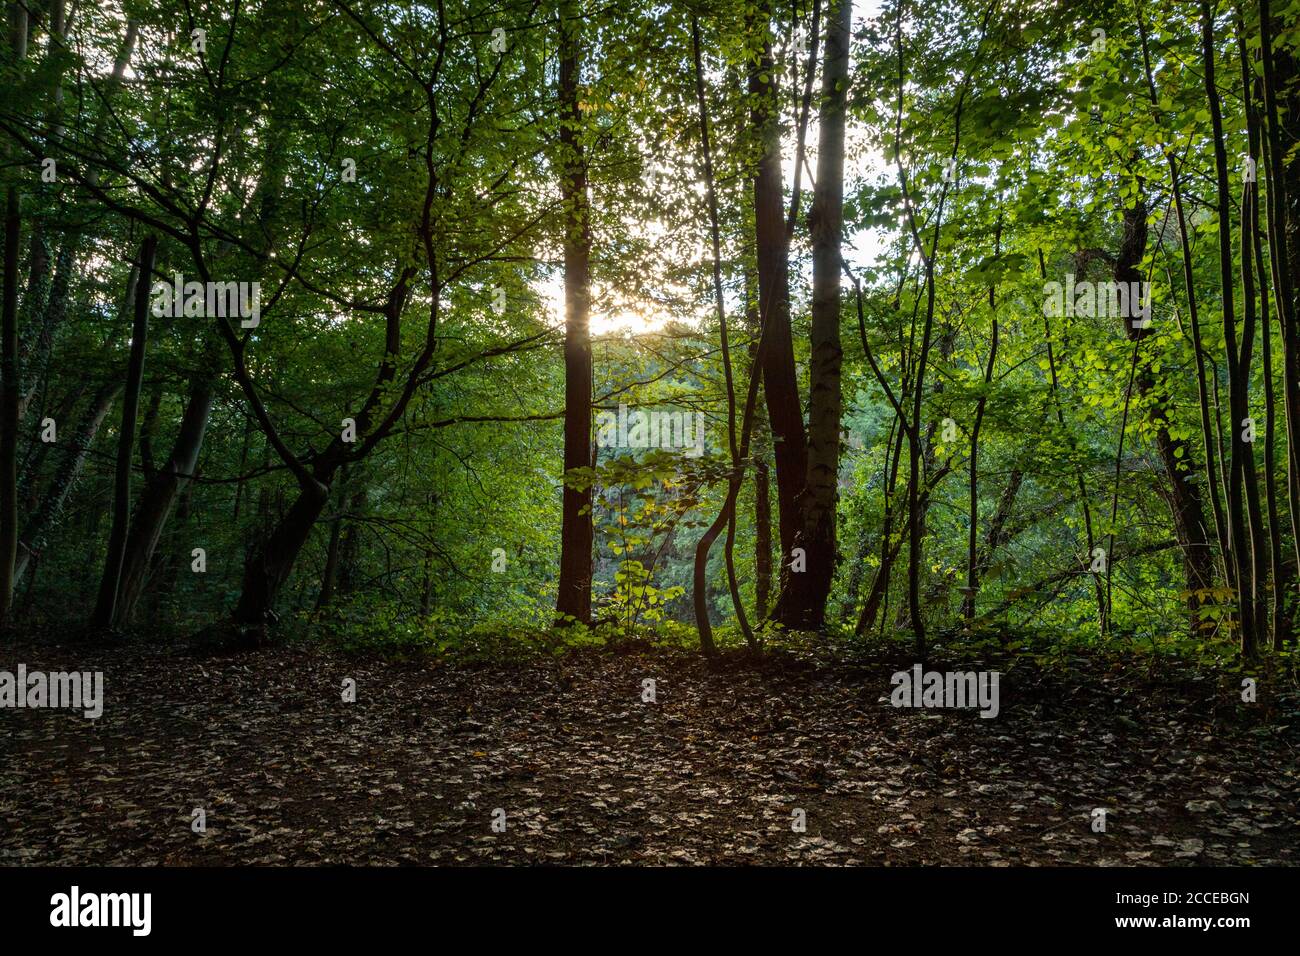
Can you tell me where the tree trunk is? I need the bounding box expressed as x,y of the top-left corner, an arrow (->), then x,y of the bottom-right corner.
856,416 -> 906,635
745,281 -> 774,622
1244,27 -> 1291,644
0,186 -> 19,626
1256,0 -> 1300,585
113,379 -> 213,623
0,0 -> 28,627
233,471 -> 333,638
91,235 -> 156,628
963,211 -> 1002,627
1202,3 -> 1256,654
689,14 -> 754,654
753,457 -> 772,621
17,229 -> 50,375
1234,16 -> 1271,646
555,4 -> 594,626
749,2 -> 810,627
796,0 -> 851,630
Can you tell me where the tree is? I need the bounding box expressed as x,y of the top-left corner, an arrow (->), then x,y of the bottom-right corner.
91,235 -> 156,629
556,2 -> 594,627
800,0 -> 852,629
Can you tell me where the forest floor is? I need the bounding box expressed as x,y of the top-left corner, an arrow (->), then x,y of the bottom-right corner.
2,631 -> 1297,866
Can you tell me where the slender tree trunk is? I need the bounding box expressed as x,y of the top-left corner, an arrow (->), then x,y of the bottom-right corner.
910,327 -> 959,627
113,379 -> 213,623
963,211 -> 1001,627
0,4 -> 27,627
17,229 -> 50,375
796,0 -> 852,630
1148,391 -> 1216,631
0,215 -> 16,599
91,235 -> 156,628
1260,2 -> 1300,644
1234,15 -> 1271,646
0,185 -> 19,626
555,4 -> 594,626
754,457 -> 773,620
1258,236 -> 1290,646
1258,0 -> 1300,586
1244,43 -> 1291,644
689,14 -> 753,655
1202,3 -> 1256,654
749,1 -> 810,627
842,419 -> 893,618
849,265 -> 912,637
904,288 -> 938,648
786,0 -> 822,237
856,416 -> 906,635
744,281 -> 774,622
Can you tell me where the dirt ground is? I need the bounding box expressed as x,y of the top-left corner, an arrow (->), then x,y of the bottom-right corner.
1,635 -> 1296,865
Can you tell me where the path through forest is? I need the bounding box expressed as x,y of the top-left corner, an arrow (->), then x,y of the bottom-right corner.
2,638 -> 1295,866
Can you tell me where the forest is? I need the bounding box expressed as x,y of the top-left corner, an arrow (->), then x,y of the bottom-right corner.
0,0 -> 1298,872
